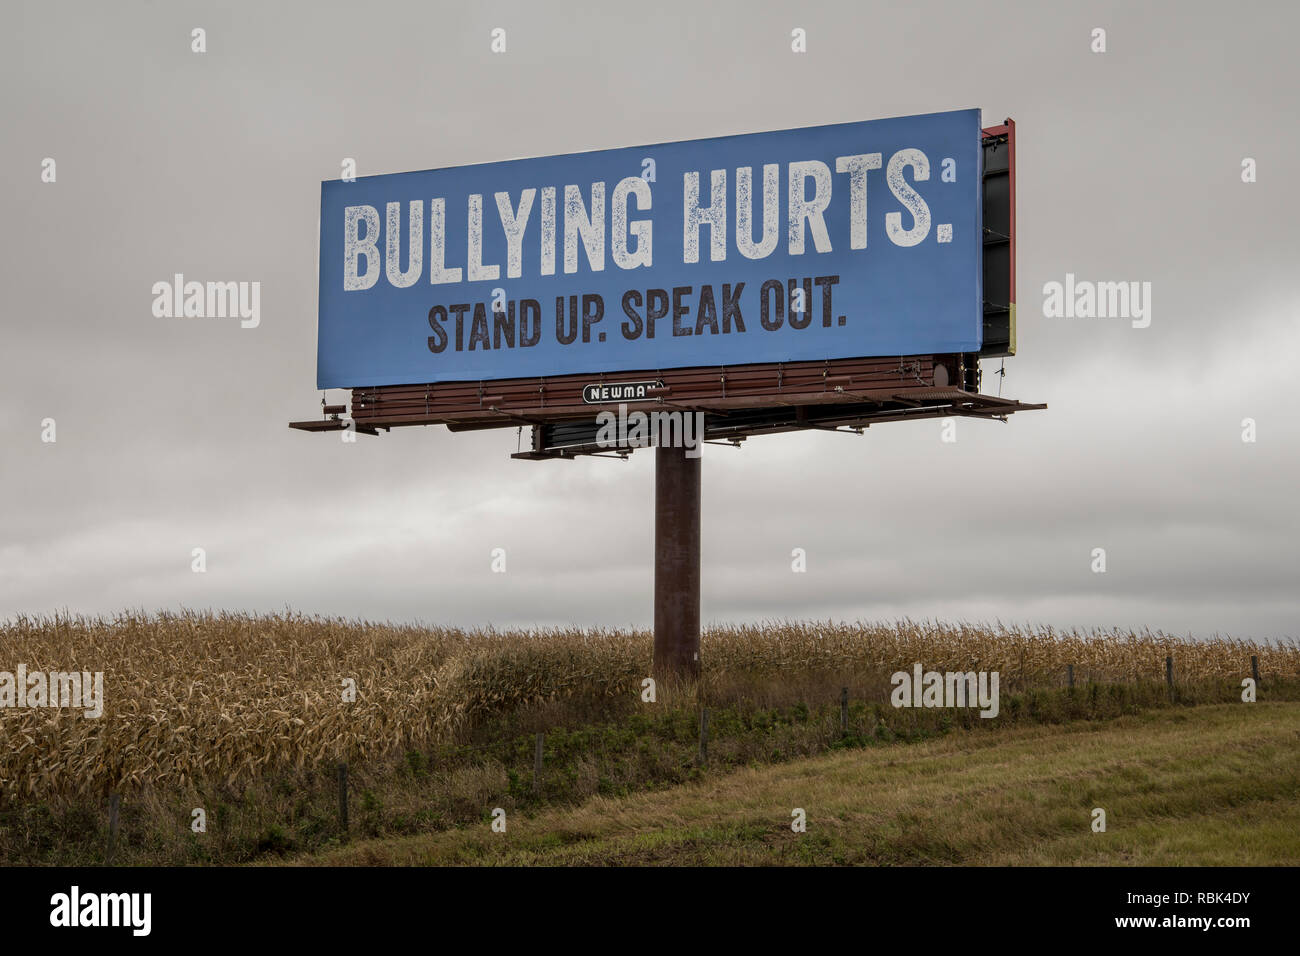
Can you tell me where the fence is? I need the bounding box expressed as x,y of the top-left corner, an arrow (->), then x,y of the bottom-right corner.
75,651 -> 1283,865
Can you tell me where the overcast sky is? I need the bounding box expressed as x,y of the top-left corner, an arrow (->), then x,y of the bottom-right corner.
2,0 -> 1297,640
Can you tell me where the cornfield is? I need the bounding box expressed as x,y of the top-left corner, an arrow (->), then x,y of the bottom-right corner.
0,610 -> 1295,799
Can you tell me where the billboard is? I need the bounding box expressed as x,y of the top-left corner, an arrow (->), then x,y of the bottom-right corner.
317,108 -> 984,390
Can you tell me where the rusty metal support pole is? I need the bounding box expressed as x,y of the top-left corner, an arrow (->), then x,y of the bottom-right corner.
654,444 -> 700,681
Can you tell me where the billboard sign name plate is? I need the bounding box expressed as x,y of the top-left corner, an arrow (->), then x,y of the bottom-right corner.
582,380 -> 663,404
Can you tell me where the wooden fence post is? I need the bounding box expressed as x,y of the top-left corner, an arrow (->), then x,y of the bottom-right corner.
106,792 -> 121,864
1165,655 -> 1174,702
337,761 -> 349,836
698,708 -> 709,765
1067,664 -> 1074,691
840,687 -> 849,734
533,733 -> 544,793
1251,655 -> 1260,686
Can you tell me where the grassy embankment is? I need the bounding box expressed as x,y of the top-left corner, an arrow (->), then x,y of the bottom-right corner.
301,703 -> 1300,866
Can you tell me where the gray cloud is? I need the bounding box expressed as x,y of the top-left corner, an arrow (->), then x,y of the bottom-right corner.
2,0 -> 1297,641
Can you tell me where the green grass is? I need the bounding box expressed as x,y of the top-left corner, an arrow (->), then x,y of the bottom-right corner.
292,702 -> 1300,866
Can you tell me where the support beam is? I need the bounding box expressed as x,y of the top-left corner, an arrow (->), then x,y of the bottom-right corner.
654,444 -> 701,680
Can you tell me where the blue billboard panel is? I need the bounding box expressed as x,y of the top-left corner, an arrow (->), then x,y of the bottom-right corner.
317,108 -> 983,389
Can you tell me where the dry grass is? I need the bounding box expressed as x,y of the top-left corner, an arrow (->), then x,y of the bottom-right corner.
1,610 -> 1294,800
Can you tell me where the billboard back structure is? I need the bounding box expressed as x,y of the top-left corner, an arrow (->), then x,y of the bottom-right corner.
317,109 -> 985,390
